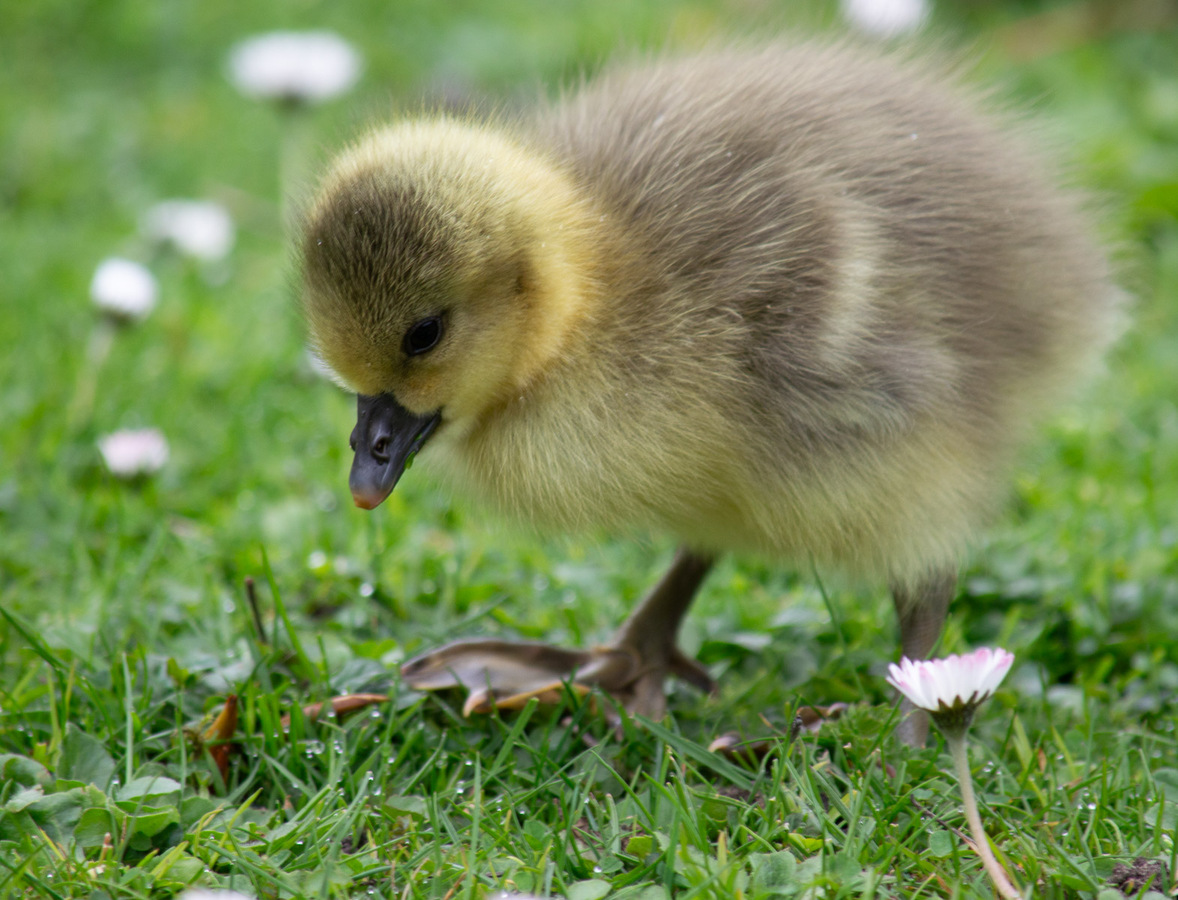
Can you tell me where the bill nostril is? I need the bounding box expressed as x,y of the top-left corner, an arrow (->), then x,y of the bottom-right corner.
372,437 -> 389,461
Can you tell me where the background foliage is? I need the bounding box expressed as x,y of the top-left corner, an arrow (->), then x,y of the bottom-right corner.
1,0 -> 1176,897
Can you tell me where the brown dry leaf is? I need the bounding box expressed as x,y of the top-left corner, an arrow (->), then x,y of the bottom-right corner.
708,733 -> 776,765
709,703 -> 849,764
203,694 -> 238,782
795,702 -> 848,733
280,692 -> 389,728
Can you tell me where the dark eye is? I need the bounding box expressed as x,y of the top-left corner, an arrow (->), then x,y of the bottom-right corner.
403,316 -> 443,356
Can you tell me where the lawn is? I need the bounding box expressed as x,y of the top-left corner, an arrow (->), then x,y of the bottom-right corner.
1,1 -> 1177,898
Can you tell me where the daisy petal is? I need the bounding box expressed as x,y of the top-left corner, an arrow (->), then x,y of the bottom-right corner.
887,647 -> 1013,714
98,428 -> 169,478
228,31 -> 361,104
90,257 -> 158,321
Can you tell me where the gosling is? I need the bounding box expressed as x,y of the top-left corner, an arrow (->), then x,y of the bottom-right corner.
299,42 -> 1120,742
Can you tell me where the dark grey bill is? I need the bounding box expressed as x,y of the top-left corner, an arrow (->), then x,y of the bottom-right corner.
349,394 -> 440,509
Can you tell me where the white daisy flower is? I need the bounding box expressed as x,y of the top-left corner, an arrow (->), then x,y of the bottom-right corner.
887,647 -> 1014,716
840,0 -> 929,38
228,31 -> 361,104
888,647 -> 1021,899
90,258 -> 158,322
143,199 -> 235,261
98,428 -> 169,478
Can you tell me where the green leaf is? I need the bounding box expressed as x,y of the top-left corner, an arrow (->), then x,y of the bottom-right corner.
159,853 -> 205,884
700,796 -> 729,821
0,810 -> 35,842
26,787 -> 85,844
523,818 -> 550,850
383,794 -> 427,819
626,834 -> 654,858
928,828 -> 955,858
113,802 -> 180,838
129,830 -> 154,852
0,754 -> 52,789
180,795 -> 218,827
166,657 -> 191,686
76,807 -> 121,848
4,787 -> 44,813
633,888 -> 670,900
567,880 -> 611,900
58,724 -> 115,789
118,775 -> 182,802
752,850 -> 797,894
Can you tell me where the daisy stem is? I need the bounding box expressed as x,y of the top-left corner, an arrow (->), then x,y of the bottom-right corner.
67,318 -> 116,431
948,734 -> 1022,899
279,103 -> 311,231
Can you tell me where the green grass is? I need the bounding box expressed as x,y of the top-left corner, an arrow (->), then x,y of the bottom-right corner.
2,1 -> 1178,898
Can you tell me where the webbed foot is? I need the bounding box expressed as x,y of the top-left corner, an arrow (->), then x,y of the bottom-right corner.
400,635 -> 714,718
400,548 -> 716,719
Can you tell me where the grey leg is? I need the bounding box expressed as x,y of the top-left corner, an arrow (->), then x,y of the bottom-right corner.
608,547 -> 716,718
890,570 -> 956,746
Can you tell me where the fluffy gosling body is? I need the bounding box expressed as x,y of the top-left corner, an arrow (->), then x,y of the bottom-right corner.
300,43 -> 1119,737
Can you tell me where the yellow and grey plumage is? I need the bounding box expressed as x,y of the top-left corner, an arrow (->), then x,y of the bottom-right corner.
300,42 -> 1120,740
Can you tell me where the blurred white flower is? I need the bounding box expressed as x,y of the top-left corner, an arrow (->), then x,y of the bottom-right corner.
178,890 -> 256,900
841,0 -> 929,37
98,428 -> 169,478
144,199 -> 235,261
228,31 -> 361,104
90,258 -> 158,322
887,647 -> 1013,718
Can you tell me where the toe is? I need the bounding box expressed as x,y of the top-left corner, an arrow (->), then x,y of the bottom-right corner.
669,648 -> 716,694
401,639 -> 592,694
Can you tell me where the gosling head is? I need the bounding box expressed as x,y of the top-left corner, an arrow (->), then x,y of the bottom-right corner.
300,119 -> 598,509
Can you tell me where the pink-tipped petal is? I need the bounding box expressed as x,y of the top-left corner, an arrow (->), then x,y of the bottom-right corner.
887,647 -> 1013,713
